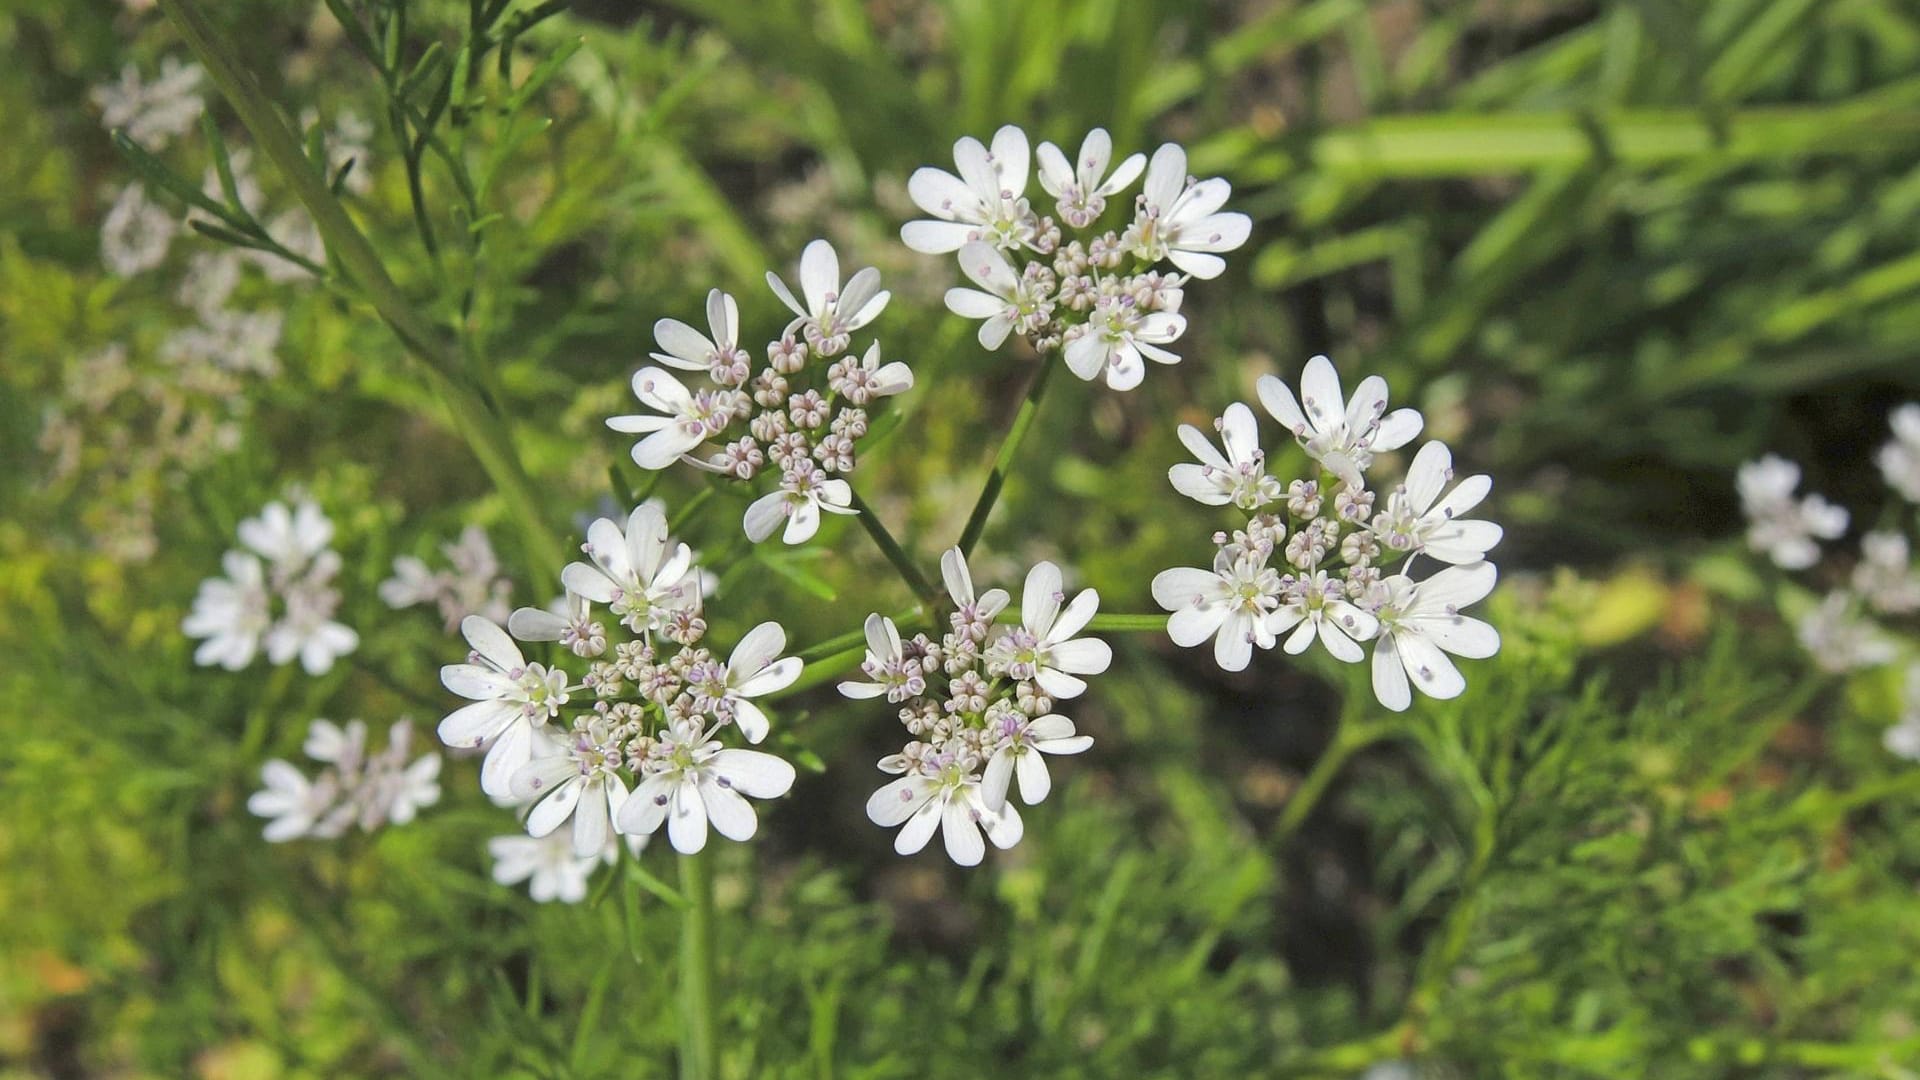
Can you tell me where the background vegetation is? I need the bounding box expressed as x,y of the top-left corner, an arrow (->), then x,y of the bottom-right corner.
5,0 -> 1920,1076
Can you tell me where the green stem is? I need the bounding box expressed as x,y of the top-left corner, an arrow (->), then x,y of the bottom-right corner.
1273,721 -> 1390,843
846,487 -> 940,607
678,850 -> 719,1080
1085,613 -> 1167,632
671,485 -> 718,532
157,0 -> 565,585
957,357 -> 1059,556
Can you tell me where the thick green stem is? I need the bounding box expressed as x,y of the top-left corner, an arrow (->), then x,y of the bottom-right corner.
846,488 -> 940,608
157,0 -> 565,584
957,358 -> 1059,556
677,850 -> 719,1080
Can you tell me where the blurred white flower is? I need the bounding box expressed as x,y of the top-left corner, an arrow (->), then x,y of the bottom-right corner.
1125,143 -> 1252,279
183,550 -> 271,670
1879,403 -> 1920,503
161,307 -> 284,376
1036,127 -> 1144,229
616,721 -> 797,854
1256,355 -> 1423,486
248,759 -> 340,843
101,183 -> 177,277
91,58 -> 204,146
1796,591 -> 1897,673
1370,563 -> 1502,712
488,831 -> 643,904
380,524 -> 514,631
239,498 -> 334,573
248,717 -> 439,842
185,498 -> 356,675
1737,454 -> 1848,571
901,125 -> 1035,254
264,551 -> 359,675
1852,530 -> 1920,615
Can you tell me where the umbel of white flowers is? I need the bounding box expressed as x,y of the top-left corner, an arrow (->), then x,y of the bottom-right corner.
435,502 -> 800,859
1150,355 -> 1504,712
1739,403 -> 1920,756
607,239 -> 912,546
184,497 -> 359,675
902,125 -> 1252,391
850,548 -> 1107,866
249,718 -> 441,842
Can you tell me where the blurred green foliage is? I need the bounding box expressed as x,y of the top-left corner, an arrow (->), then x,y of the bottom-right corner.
6,0 -> 1920,1077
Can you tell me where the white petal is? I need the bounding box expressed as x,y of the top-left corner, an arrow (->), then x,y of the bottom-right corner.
941,794 -> 986,866
1023,561 -> 1064,636
1014,749 -> 1052,804
479,720 -> 535,800
798,238 -> 839,315
980,750 -> 1014,812
525,777 -> 582,838
1168,604 -> 1227,648
867,774 -> 939,827
902,219 -> 977,254
667,781 -> 709,854
437,698 -> 516,748
1047,637 -> 1111,675
698,776 -> 759,842
462,615 -> 523,672
1372,635 -> 1412,712
1256,373 -> 1307,433
894,792 -> 945,854
708,749 -> 796,798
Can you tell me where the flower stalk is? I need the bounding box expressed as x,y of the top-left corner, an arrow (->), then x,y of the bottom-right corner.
958,356 -> 1058,556
846,487 -> 941,607
678,849 -> 719,1080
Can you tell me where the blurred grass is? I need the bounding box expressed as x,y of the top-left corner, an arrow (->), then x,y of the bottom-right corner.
5,0 -> 1920,1076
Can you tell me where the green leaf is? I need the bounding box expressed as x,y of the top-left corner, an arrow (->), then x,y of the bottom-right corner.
112,131 -> 248,229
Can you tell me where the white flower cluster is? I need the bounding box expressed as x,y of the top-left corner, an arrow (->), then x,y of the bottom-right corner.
607,240 -> 911,545
902,125 -> 1251,390
852,549 -> 1107,866
1741,404 -> 1920,755
248,718 -> 441,842
1151,356 -> 1503,712
486,831 -> 646,904
1737,455 -> 1848,571
437,503 -> 799,859
379,524 -> 514,632
91,58 -> 205,149
184,498 -> 359,675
